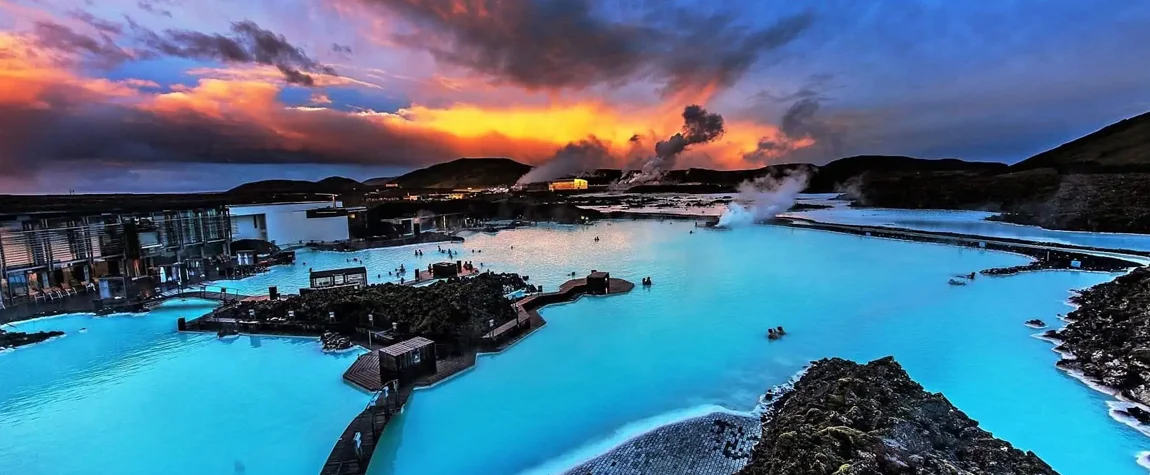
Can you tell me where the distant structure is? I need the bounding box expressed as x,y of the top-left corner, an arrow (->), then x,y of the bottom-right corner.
304,266 -> 367,294
228,201 -> 362,247
378,337 -> 437,386
548,178 -> 588,192
586,271 -> 611,294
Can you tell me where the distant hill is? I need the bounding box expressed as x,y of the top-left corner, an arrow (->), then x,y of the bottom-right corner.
849,112 -> 1150,233
227,176 -> 364,194
362,176 -> 397,187
392,158 -> 532,189
1013,111 -> 1150,172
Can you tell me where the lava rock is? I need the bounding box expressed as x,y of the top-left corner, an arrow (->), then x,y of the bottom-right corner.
1119,406 -> 1150,425
738,357 -> 1057,475
1054,267 -> 1150,407
0,328 -> 64,349
1025,319 -> 1047,328
321,331 -> 353,351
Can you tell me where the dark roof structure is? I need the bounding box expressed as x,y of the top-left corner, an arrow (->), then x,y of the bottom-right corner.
310,267 -> 367,279
380,336 -> 434,357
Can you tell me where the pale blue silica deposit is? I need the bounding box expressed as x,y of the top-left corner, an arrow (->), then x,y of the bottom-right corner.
0,299 -> 370,475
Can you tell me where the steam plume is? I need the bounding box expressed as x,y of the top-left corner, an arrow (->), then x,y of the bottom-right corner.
516,138 -> 611,185
716,171 -> 810,227
628,105 -> 726,184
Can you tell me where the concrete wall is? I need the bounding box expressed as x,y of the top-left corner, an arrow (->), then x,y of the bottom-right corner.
231,214 -> 265,241
228,202 -> 349,246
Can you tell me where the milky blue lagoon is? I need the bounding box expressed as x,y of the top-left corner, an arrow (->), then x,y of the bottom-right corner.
365,221 -> 1146,475
3,220 -> 1147,475
0,299 -> 370,475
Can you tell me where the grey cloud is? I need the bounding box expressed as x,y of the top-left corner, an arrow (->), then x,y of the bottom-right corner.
356,0 -> 813,96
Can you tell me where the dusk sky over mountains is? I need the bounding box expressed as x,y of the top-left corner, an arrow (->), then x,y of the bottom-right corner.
2,0 -> 1149,193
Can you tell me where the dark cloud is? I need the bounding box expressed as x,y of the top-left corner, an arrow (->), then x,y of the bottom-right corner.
137,20 -> 337,85
31,21 -> 133,67
756,72 -> 837,103
68,10 -> 125,35
0,76 -> 548,184
137,0 -> 175,18
29,13 -> 335,86
358,0 -> 813,95
780,97 -> 820,138
332,43 -> 353,54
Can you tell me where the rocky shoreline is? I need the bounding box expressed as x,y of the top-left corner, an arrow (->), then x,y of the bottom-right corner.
738,357 -> 1056,475
0,328 -> 65,350
1044,266 -> 1150,407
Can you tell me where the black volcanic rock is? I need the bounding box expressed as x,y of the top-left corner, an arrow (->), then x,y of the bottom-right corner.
0,329 -> 65,349
392,158 -> 531,189
739,357 -> 1056,475
1051,266 -> 1150,406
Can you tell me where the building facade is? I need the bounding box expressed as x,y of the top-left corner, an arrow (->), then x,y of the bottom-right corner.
227,201 -> 355,247
0,207 -> 232,305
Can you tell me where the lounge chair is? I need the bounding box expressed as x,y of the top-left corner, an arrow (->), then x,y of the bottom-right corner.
61,283 -> 77,296
29,288 -> 47,302
86,280 -> 97,292
45,287 -> 65,299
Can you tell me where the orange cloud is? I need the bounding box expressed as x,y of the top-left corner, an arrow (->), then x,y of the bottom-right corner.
0,29 -> 811,176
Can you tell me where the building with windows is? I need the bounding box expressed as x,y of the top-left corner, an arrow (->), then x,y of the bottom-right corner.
548,178 -> 588,191
1,206 -> 232,306
227,201 -> 359,247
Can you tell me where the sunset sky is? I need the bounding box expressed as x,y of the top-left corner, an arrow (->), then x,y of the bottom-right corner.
2,0 -> 1149,193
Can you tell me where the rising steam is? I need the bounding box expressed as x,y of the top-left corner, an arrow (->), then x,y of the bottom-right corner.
516,138 -> 611,185
716,171 -> 810,227
626,105 -> 726,184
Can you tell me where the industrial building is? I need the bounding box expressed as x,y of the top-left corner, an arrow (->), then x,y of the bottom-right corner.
548,178 -> 588,191
227,201 -> 360,247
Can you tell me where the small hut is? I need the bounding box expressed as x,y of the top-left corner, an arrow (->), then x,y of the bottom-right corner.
305,266 -> 367,293
586,271 -> 610,295
431,262 -> 458,278
378,336 -> 437,386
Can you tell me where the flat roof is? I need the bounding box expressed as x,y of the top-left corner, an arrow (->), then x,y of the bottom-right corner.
310,267 -> 367,279
380,336 -> 434,356
589,271 -> 609,278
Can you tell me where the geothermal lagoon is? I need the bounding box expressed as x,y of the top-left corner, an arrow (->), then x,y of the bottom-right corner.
3,218 -> 1148,474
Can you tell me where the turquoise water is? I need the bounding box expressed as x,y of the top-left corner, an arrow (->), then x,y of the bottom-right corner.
0,299 -> 370,475
361,221 -> 1147,475
204,243 -> 474,296
4,220 -> 1147,475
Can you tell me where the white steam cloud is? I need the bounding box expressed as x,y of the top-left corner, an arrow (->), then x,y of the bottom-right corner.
716,171 -> 810,227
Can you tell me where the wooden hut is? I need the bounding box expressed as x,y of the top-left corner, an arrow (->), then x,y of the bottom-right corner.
586,271 -> 610,295
378,336 -> 437,386
431,262 -> 458,278
303,266 -> 367,295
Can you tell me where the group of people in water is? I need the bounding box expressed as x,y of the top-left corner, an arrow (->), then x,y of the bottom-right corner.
641,276 -> 653,286
767,326 -> 787,340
